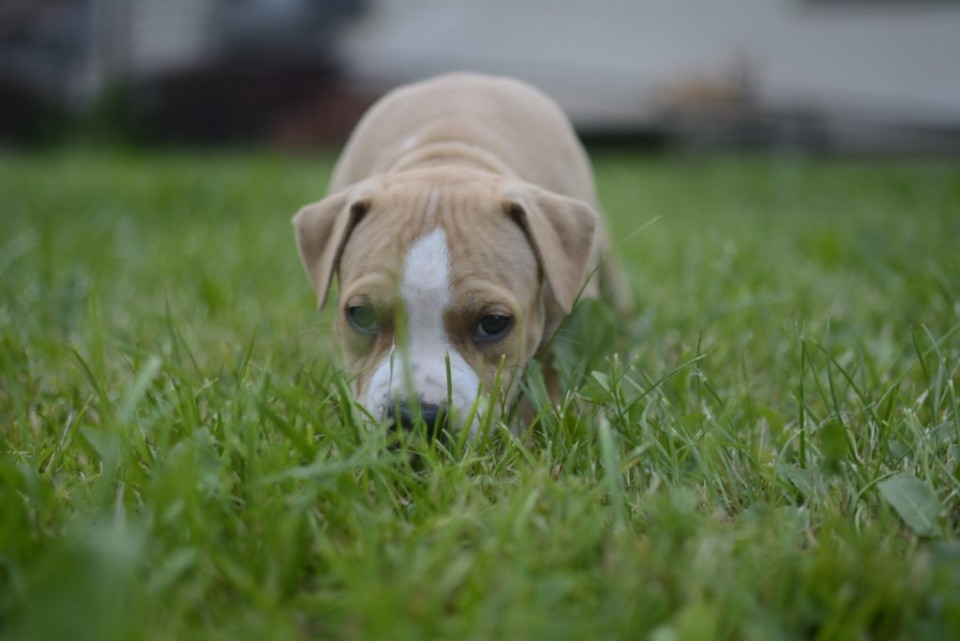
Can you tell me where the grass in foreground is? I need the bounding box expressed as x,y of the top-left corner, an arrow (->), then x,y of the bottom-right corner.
1,148 -> 959,640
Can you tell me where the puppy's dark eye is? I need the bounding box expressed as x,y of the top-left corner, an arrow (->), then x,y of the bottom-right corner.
346,305 -> 379,335
474,314 -> 513,341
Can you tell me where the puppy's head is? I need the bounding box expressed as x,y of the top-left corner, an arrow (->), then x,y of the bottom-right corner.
293,170 -> 597,435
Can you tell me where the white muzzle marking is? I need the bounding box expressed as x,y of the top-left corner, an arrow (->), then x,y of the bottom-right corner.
363,227 -> 483,430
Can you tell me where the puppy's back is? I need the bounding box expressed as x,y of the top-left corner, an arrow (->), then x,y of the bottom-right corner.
329,73 -> 596,204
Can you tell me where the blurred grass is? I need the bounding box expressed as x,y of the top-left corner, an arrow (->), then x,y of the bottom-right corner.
1,148 -> 959,640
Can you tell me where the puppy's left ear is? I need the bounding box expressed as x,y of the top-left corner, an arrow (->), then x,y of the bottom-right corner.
293,187 -> 370,308
503,186 -> 598,314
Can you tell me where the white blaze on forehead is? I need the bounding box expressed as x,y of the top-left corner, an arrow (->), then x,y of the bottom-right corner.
401,226 -> 451,328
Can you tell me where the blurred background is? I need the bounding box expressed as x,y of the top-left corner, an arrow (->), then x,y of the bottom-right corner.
2,0 -> 960,154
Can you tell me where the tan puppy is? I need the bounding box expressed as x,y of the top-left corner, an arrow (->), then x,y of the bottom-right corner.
294,73 -> 626,434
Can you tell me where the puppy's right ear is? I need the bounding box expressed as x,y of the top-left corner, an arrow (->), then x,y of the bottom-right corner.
293,189 -> 370,309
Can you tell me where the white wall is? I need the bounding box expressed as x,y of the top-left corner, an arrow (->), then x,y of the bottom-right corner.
335,0 -> 960,128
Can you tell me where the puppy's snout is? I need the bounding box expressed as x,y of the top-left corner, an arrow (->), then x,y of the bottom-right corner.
386,402 -> 448,438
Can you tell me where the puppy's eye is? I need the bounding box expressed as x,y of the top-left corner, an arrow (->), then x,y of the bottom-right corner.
346,304 -> 379,335
474,314 -> 513,341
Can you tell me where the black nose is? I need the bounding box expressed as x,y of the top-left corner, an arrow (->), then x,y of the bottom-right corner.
386,402 -> 447,438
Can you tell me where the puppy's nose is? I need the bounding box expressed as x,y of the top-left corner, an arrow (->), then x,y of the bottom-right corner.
386,402 -> 447,438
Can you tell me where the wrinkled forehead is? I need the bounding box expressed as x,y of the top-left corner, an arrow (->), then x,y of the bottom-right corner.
337,184 -> 539,296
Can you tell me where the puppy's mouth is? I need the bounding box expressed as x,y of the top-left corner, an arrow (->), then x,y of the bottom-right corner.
362,343 -> 487,436
383,400 -> 451,440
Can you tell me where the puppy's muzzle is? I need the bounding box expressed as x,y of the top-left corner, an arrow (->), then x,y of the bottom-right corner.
386,401 -> 449,439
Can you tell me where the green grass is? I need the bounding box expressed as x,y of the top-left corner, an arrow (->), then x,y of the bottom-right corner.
2,148 -> 959,640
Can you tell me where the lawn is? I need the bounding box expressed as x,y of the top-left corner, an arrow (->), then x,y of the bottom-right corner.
1,148 -> 959,640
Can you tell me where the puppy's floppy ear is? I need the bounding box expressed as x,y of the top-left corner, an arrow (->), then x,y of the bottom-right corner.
503,185 -> 598,314
293,188 -> 371,309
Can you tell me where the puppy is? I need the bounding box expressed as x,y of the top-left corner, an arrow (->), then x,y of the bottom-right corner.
294,73 -> 627,434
